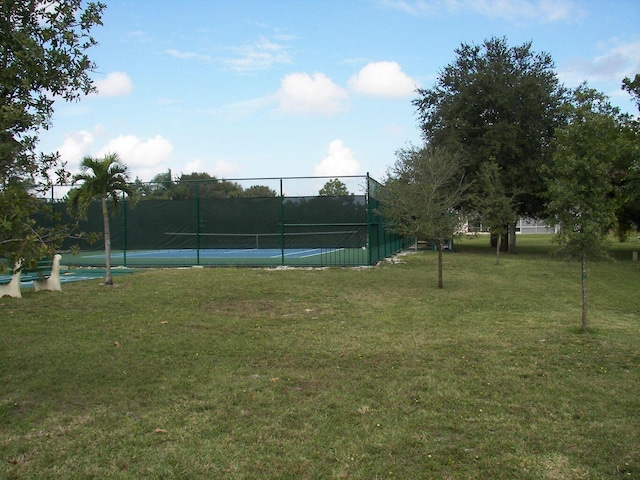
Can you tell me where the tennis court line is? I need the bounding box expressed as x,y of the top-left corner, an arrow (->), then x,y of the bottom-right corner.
272,248 -> 344,259
79,247 -> 347,260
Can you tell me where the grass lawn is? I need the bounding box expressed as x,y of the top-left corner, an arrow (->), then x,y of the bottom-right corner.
1,234 -> 638,479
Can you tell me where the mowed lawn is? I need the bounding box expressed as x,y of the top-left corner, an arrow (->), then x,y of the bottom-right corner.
1,235 -> 638,479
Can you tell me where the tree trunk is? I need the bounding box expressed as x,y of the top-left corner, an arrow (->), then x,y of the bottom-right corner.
437,243 -> 443,289
102,197 -> 113,285
496,233 -> 501,265
508,222 -> 517,254
581,256 -> 588,333
490,233 -> 508,251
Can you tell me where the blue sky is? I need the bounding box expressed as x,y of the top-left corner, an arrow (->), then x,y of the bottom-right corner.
39,0 -> 639,195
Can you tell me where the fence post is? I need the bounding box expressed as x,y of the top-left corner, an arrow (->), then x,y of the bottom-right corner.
280,178 -> 285,266
366,173 -> 373,266
122,193 -> 127,267
195,181 -> 201,265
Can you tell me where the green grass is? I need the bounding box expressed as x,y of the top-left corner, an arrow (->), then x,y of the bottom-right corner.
1,235 -> 639,479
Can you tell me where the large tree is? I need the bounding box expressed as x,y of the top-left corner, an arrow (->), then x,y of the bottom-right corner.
413,36 -> 565,251
173,172 -> 244,200
67,153 -> 138,286
0,0 -> 105,263
544,86 -> 622,333
615,74 -> 640,238
378,145 -> 470,289
622,74 -> 640,112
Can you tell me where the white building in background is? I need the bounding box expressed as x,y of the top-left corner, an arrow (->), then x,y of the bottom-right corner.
464,217 -> 558,234
516,218 -> 558,234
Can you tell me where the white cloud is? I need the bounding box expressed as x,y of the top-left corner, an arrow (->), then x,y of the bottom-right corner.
211,160 -> 240,177
179,159 -> 239,178
348,61 -> 418,98
56,130 -> 174,180
58,130 -> 96,166
97,134 -> 174,180
165,49 -> 212,62
277,72 -> 348,116
380,0 -> 585,23
314,140 -> 361,177
214,95 -> 276,120
225,35 -> 292,72
94,72 -> 133,97
183,159 -> 206,174
560,40 -> 640,86
377,0 -> 438,16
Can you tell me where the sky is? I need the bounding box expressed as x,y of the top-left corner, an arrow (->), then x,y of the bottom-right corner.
39,0 -> 640,196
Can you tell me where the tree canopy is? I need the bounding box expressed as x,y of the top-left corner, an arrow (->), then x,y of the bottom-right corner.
413,37 -> 565,229
67,153 -> 137,285
622,74 -> 640,112
474,160 -> 518,264
0,0 -> 105,262
378,145 -> 470,288
319,179 -> 351,197
138,171 -> 277,199
544,86 -> 622,333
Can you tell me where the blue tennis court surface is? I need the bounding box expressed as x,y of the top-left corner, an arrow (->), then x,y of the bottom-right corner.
81,248 -> 341,260
62,246 -> 370,267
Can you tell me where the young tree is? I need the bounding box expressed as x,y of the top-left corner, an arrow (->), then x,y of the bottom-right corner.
475,160 -> 517,265
413,36 -> 565,252
142,169 -> 176,199
0,0 -> 105,262
319,179 -> 350,197
379,145 -> 470,288
67,153 -> 138,285
545,86 -> 621,333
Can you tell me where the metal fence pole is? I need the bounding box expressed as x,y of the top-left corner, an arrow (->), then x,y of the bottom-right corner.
196,181 -> 200,265
280,178 -> 285,266
122,193 -> 127,267
366,173 -> 373,266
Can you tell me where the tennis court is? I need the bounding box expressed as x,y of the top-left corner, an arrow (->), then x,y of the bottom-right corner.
61,246 -> 370,267
46,175 -> 410,268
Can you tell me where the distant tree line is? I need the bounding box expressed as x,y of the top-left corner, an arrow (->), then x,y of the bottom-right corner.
133,171 -> 278,200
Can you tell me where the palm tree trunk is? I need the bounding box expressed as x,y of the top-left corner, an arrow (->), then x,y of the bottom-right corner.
102,197 -> 113,285
581,256 -> 588,333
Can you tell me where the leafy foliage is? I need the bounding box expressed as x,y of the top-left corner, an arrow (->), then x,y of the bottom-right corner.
138,170 -> 277,199
544,86 -> 623,332
413,36 -> 565,221
319,178 -> 350,196
0,0 -> 105,262
378,145 -> 470,287
67,153 -> 138,285
622,73 -> 640,112
546,85 -> 628,259
474,160 -> 518,264
0,179 -> 68,268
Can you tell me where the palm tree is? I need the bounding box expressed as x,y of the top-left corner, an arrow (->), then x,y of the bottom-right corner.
67,153 -> 138,285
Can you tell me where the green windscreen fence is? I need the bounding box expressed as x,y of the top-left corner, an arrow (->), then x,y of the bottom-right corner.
45,175 -> 409,267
